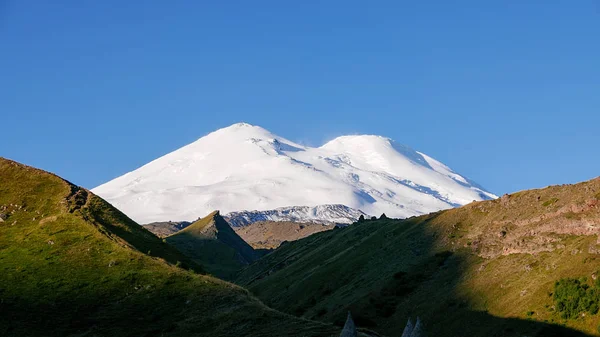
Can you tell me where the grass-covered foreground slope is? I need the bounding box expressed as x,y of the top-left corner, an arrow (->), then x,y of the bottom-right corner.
166,211 -> 258,279
0,158 -> 339,337
237,178 -> 600,337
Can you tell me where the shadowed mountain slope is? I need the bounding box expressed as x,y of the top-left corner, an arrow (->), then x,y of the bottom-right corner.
237,178 -> 600,336
0,158 -> 339,337
166,210 -> 258,279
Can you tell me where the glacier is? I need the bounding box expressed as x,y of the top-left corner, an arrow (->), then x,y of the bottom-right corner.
224,204 -> 368,227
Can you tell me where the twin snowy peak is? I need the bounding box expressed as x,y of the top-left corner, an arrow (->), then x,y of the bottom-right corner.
92,123 -> 496,224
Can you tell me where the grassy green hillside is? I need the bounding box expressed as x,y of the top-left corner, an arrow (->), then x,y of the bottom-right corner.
237,178 -> 600,337
0,158 -> 339,337
166,210 -> 258,279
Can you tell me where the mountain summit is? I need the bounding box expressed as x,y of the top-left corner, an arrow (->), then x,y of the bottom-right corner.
165,210 -> 257,278
92,123 -> 496,224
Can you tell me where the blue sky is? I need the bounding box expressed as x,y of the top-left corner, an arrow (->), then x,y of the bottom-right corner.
1,1 -> 599,195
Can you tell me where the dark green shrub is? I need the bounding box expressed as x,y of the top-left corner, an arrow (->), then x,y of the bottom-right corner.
542,198 -> 559,207
553,278 -> 600,319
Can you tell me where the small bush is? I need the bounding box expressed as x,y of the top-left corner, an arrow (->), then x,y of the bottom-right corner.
542,198 -> 559,207
553,278 -> 600,319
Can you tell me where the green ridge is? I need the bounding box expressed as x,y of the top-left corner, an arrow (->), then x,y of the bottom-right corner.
166,210 -> 258,279
237,178 -> 600,337
0,158 -> 338,337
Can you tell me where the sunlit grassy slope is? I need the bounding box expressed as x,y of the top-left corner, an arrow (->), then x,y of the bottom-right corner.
238,178 -> 600,337
0,158 -> 339,337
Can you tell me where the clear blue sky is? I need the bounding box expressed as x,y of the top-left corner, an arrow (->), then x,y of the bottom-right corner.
1,1 -> 599,195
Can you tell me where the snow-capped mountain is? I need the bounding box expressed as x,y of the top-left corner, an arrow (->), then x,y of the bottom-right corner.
224,204 -> 368,227
92,123 -> 497,224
